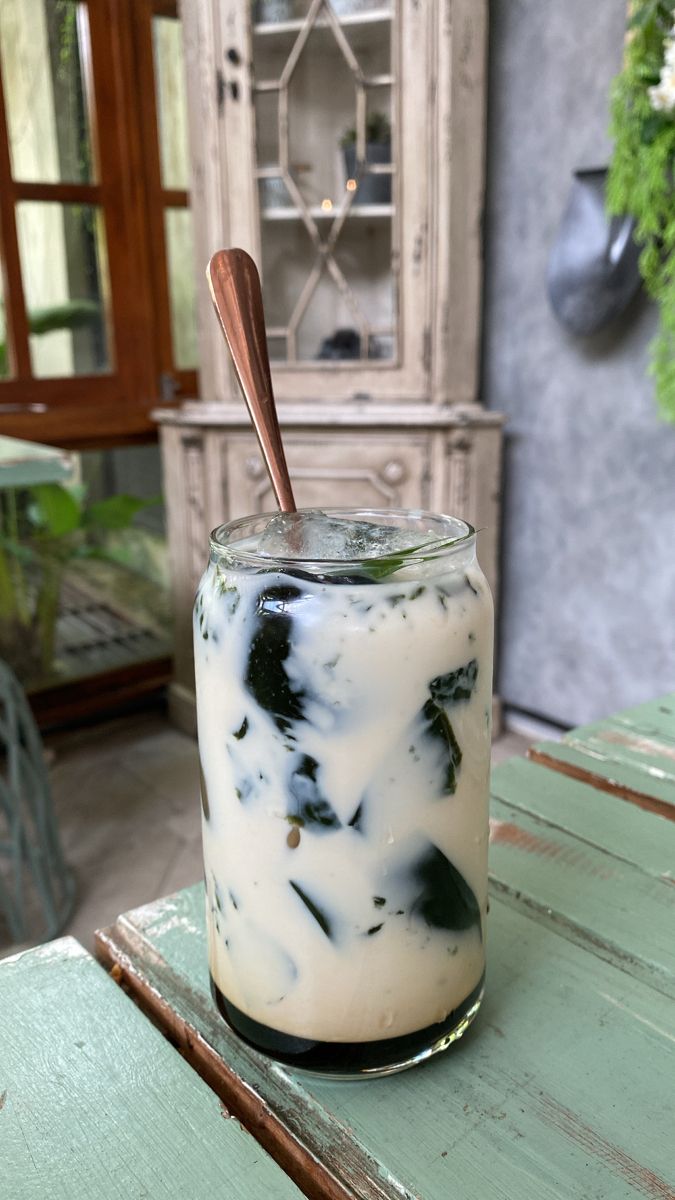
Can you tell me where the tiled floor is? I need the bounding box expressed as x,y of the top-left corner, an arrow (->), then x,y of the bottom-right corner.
5,711 -> 530,956
49,710 -> 204,952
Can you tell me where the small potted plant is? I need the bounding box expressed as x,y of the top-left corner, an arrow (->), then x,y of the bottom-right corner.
340,111 -> 391,206
331,1 -> 382,13
607,1 -> 675,420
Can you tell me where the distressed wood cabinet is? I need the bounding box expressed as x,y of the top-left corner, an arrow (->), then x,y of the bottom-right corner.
155,0 -> 503,733
96,692 -> 675,1198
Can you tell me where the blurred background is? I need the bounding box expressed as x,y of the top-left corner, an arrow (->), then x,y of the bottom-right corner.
484,0 -> 675,729
0,0 -> 673,952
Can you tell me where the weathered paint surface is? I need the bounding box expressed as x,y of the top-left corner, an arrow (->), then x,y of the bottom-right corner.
531,693 -> 675,817
97,903 -> 409,1200
95,694 -> 675,1199
489,758 -> 675,997
97,880 -> 675,1200
0,937 -> 303,1200
491,756 -> 675,880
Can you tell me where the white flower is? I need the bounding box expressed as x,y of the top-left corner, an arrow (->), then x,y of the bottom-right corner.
649,80 -> 675,111
649,17 -> 675,113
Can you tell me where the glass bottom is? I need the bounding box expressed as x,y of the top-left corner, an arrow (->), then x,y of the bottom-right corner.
210,972 -> 485,1079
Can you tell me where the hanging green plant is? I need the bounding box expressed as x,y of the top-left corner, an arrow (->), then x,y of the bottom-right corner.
607,1 -> 675,421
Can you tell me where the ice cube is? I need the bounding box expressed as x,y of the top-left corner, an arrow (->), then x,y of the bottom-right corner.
257,510 -> 436,562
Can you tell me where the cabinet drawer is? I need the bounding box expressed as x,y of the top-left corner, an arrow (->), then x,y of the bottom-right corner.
226,432 -> 432,516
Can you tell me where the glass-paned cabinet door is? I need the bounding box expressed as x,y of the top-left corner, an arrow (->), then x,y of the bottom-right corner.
245,0 -> 428,397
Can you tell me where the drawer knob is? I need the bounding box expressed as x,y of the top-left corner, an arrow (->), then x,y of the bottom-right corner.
382,459 -> 406,485
245,456 -> 266,480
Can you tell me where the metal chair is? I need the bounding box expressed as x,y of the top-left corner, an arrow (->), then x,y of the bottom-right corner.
0,660 -> 75,946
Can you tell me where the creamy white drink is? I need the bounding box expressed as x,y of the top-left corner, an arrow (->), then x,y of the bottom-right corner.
194,509 -> 493,1075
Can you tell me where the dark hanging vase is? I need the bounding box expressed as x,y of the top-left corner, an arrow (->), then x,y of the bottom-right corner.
547,167 -> 642,336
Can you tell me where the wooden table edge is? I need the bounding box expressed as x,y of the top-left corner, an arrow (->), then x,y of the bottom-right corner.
94,923 -> 402,1200
526,748 -> 675,823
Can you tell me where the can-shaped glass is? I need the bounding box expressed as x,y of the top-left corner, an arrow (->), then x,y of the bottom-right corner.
194,508 -> 493,1077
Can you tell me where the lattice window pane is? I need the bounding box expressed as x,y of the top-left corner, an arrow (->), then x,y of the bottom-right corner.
252,0 -> 398,366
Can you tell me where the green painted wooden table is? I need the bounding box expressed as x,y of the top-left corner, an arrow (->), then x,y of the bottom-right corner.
530,693 -> 675,821
95,698 -> 675,1200
0,435 -> 75,489
0,937 -> 305,1199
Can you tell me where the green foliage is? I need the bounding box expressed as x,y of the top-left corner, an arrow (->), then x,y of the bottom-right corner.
54,0 -> 92,182
340,112 -> 391,148
28,484 -> 81,537
56,0 -> 78,84
0,300 -> 101,376
84,494 -> 150,532
607,1 -> 675,420
0,483 -> 158,684
29,300 -> 100,337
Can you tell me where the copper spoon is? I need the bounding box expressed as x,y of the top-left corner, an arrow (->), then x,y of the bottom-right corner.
207,248 -> 296,513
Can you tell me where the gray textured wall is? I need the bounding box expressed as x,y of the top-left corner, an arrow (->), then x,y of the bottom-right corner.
483,0 -> 675,726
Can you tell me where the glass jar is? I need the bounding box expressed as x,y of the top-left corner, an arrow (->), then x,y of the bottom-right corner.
194,508 -> 493,1077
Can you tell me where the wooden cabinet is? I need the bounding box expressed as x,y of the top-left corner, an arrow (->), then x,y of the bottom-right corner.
228,431 -> 430,512
155,0 -> 503,733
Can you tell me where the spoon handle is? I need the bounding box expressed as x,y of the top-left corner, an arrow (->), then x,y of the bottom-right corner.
207,248 -> 296,513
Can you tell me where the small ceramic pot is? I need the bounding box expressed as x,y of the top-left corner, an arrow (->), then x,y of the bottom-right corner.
343,143 -> 391,206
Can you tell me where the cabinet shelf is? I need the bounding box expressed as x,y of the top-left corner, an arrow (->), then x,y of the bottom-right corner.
262,202 -> 394,221
253,8 -> 393,54
253,8 -> 392,36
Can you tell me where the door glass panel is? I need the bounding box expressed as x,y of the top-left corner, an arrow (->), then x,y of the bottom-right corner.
164,208 -> 197,369
260,220 -> 316,363
0,0 -> 95,184
255,90 -> 279,167
152,15 -> 190,190
258,174 -> 294,215
252,2 -> 393,28
331,1 -> 393,15
295,261 -> 356,362
252,0 -> 397,365
253,0 -> 309,26
0,267 -> 9,378
15,202 -> 111,378
333,220 -> 394,360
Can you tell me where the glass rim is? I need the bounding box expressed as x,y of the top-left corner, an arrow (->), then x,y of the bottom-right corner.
209,507 -> 475,570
